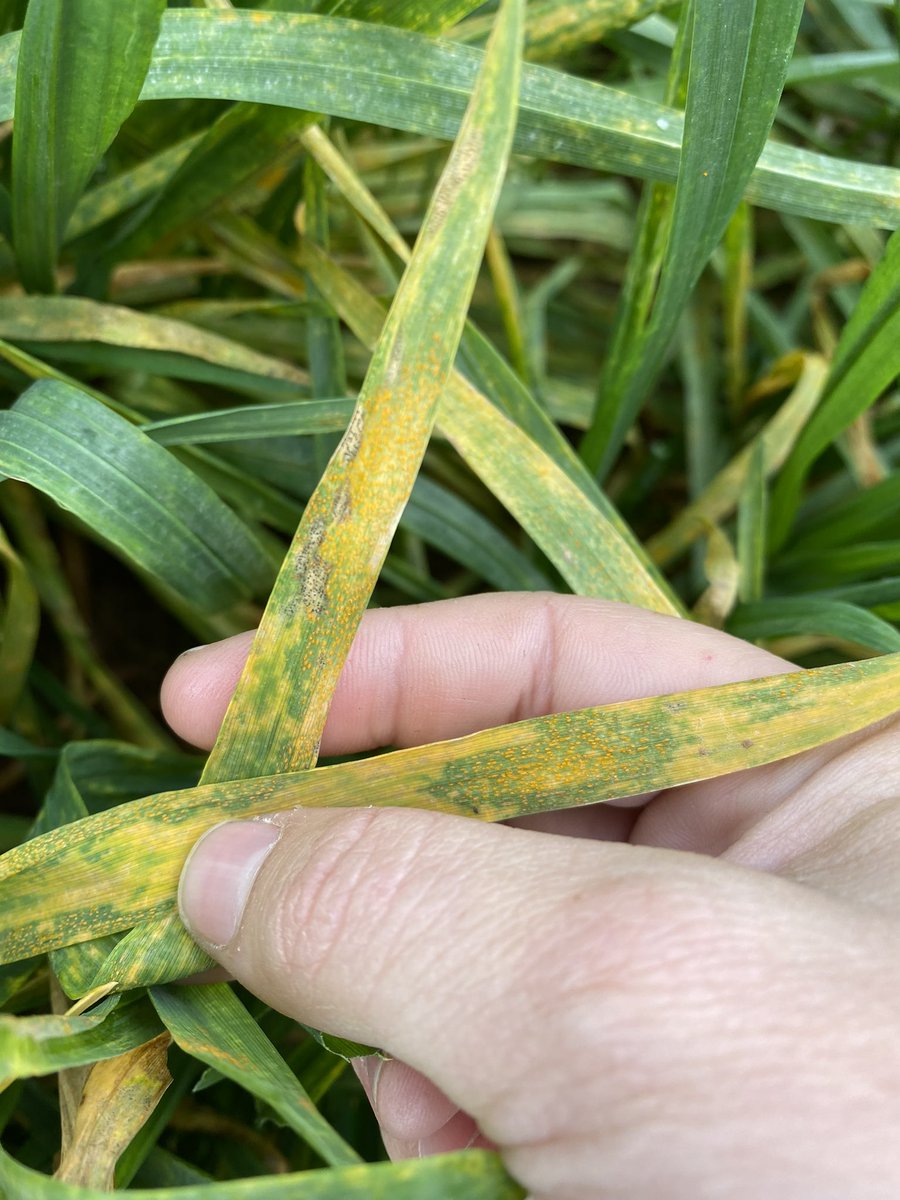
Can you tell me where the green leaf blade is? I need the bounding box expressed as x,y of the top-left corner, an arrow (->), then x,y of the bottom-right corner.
150,985 -> 360,1169
2,16 -> 899,227
203,0 -> 525,784
770,229 -> 900,547
0,382 -> 273,615
11,0 -> 165,291
581,0 -> 806,477
0,1144 -> 524,1200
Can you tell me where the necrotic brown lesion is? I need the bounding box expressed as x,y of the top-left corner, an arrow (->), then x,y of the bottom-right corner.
339,407 -> 364,464
293,516 -> 332,617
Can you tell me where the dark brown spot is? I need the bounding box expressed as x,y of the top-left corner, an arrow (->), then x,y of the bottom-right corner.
293,516 -> 331,616
340,408 -> 364,464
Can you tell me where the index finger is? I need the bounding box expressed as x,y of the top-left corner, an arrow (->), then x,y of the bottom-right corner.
161,592 -> 791,755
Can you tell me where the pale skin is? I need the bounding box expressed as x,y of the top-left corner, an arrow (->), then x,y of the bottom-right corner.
161,593 -> 900,1200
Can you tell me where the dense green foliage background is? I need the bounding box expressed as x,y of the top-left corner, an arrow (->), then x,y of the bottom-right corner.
0,0 -> 897,1194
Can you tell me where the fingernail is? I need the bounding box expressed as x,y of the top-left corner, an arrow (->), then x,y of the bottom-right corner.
178,820 -> 280,946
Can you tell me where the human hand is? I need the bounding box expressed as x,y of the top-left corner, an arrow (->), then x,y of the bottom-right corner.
162,593 -> 900,1200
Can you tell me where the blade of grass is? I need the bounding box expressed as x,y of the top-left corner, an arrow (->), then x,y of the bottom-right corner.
2,654 -> 899,963
0,297 -> 310,398
0,998 -> 164,1081
693,525 -> 740,629
10,0 -> 165,291
439,378 -> 682,608
737,442 -> 768,603
283,232 -> 683,612
811,578 -> 900,607
680,301 -> 722,525
4,15 -> 897,227
647,353 -> 830,567
302,146 -> 349,483
54,1033 -> 172,1190
485,226 -> 531,385
580,0 -> 807,478
145,12 -> 900,228
723,201 -> 754,416
299,124 -> 410,260
0,1145 -> 525,1200
789,472 -> 900,551
770,229 -> 900,548
149,985 -> 360,1168
0,381 -> 273,615
771,541 -> 900,587
786,48 -> 899,87
202,0 -> 523,782
728,597 -> 900,653
143,400 -> 357,446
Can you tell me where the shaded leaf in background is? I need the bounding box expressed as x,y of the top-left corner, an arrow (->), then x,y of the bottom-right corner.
770,229 -> 900,547
788,472 -> 900,552
109,103 -> 313,267
0,296 -> 310,400
0,381 -> 273,615
728,597 -> 900,654
0,519 -> 39,722
64,134 -> 202,246
324,0 -> 488,34
456,0 -> 672,62
11,0 -> 165,291
581,0 -> 806,478
647,353 -> 829,567
737,442 -> 768,604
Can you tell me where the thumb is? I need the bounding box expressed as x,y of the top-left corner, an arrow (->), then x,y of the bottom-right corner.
177,806 -> 900,1197
177,804 -> 735,1136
